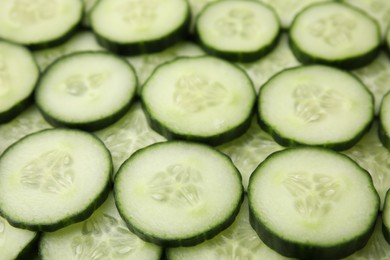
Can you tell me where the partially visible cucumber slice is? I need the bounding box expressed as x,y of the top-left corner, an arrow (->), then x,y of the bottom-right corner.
90,0 -> 190,55
0,40 -> 39,123
0,0 -> 82,49
39,194 -> 163,260
195,0 -> 280,62
36,51 -> 137,131
258,65 -> 374,150
114,141 -> 243,247
166,197 -> 290,260
248,147 -> 379,259
0,128 -> 112,232
384,189 -> 390,244
289,2 -> 381,69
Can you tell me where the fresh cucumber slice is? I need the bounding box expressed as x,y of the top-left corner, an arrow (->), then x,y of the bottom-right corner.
258,65 -> 374,150
90,0 -> 190,55
141,56 -> 255,145
258,0 -> 333,29
384,189 -> 390,244
35,51 -> 137,131
33,31 -> 105,71
379,91 -> 390,149
0,105 -> 52,156
289,2 -> 381,69
114,141 -> 243,247
352,52 -> 390,115
342,0 -> 390,40
343,121 -> 390,211
195,0 -> 280,62
127,41 -> 205,94
218,117 -> 284,191
343,216 -> 390,260
248,147 -> 380,259
0,215 -> 38,260
0,40 -> 39,123
238,33 -> 300,93
0,0 -> 82,49
0,128 -> 112,232
166,197 -> 289,260
39,194 -> 163,260
94,102 -> 166,176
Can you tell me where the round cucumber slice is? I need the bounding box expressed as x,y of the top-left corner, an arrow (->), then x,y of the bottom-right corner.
35,51 -> 137,131
0,128 -> 112,232
248,147 -> 379,259
114,141 -> 243,247
383,189 -> 390,244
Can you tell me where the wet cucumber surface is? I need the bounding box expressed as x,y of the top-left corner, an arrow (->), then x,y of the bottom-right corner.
0,0 -> 389,259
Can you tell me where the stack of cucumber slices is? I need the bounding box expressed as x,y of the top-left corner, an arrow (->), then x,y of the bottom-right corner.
0,0 -> 390,259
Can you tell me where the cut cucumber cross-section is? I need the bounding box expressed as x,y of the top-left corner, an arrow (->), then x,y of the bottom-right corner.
0,0 -> 82,49
384,189 -> 390,244
257,65 -> 374,150
0,40 -> 39,124
195,0 -> 280,62
141,56 -> 256,145
114,141 -> 243,247
248,147 -> 380,259
0,128 -> 112,232
289,1 -> 381,69
35,51 -> 137,131
90,0 -> 190,55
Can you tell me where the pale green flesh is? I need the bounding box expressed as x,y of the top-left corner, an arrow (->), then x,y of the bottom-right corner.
40,194 -> 162,260
0,129 -> 111,226
0,0 -> 82,45
94,102 -> 166,175
238,33 -> 301,93
343,121 -> 390,211
0,41 -> 39,112
115,142 -> 242,240
36,52 -> 136,124
167,197 -> 289,260
197,0 -> 279,52
259,65 -> 373,146
291,2 -> 380,60
249,148 -> 379,245
0,215 -> 36,260
384,191 -> 390,238
0,105 -> 52,156
33,31 -> 105,71
142,56 -> 255,136
91,0 -> 188,43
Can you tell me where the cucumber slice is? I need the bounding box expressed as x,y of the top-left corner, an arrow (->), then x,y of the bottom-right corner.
384,189 -> 390,244
248,147 -> 380,259
0,0 -> 82,49
39,194 -> 163,260
343,121 -> 390,211
0,215 -> 38,260
342,0 -> 390,40
0,40 -> 39,124
379,91 -> 390,149
90,0 -> 190,55
0,128 -> 112,232
238,33 -> 300,93
258,0 -> 334,29
127,41 -> 205,94
166,197 -> 289,260
33,31 -> 105,71
195,0 -> 280,62
258,65 -> 374,150
0,105 -> 52,156
289,2 -> 381,69
352,52 -> 390,115
94,102 -> 166,175
114,141 -> 243,247
344,216 -> 390,259
142,56 -> 255,145
35,51 -> 137,131
218,117 -> 284,191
